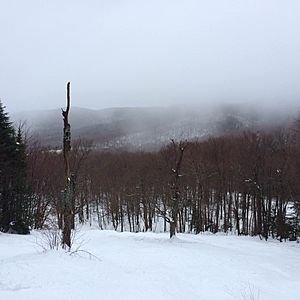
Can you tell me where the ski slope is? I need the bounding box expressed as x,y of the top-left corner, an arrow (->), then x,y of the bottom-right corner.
0,229 -> 299,300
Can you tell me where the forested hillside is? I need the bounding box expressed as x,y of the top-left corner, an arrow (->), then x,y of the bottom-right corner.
2,99 -> 300,242
26,125 -> 300,241
12,104 -> 293,150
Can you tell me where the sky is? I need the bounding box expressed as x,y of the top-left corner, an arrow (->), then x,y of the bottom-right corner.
1,0 -> 300,113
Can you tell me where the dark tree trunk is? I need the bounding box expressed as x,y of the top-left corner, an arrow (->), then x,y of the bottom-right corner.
62,82 -> 73,249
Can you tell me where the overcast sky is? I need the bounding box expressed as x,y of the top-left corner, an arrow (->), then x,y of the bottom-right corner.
1,0 -> 300,113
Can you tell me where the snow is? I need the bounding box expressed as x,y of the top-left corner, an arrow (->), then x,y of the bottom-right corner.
0,229 -> 299,300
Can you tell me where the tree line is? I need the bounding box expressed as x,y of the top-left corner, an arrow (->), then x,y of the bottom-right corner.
27,127 -> 300,241
1,100 -> 300,241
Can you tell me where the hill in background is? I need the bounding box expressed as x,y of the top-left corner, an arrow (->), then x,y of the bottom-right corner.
12,103 -> 297,151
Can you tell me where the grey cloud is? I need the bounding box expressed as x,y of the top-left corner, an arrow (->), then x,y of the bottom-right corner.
1,0 -> 300,112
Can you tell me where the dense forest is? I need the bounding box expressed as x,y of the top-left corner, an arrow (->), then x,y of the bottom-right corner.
1,101 -> 300,241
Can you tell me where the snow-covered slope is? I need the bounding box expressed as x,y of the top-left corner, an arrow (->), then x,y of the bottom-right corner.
0,230 -> 299,300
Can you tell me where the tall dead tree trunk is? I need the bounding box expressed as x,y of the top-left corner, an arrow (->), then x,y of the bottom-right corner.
62,81 -> 73,249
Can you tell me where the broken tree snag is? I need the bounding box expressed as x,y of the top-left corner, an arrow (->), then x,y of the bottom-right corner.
62,81 -> 72,249
62,81 -> 71,154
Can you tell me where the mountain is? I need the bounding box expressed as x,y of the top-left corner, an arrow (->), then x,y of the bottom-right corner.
11,104 -> 297,151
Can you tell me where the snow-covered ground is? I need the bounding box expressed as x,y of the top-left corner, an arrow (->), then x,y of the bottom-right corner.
0,229 -> 299,300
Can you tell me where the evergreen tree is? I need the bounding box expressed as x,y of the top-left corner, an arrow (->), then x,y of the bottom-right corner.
0,101 -> 31,234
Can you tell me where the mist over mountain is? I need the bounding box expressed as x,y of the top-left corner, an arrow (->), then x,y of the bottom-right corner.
12,103 -> 299,151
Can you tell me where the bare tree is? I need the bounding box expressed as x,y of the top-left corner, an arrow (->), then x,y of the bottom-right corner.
62,81 -> 73,249
159,140 -> 188,238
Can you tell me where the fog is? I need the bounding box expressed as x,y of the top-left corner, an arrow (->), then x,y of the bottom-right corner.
1,0 -> 300,113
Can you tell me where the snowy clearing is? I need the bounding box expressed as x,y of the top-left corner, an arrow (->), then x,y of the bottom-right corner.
0,230 -> 299,300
